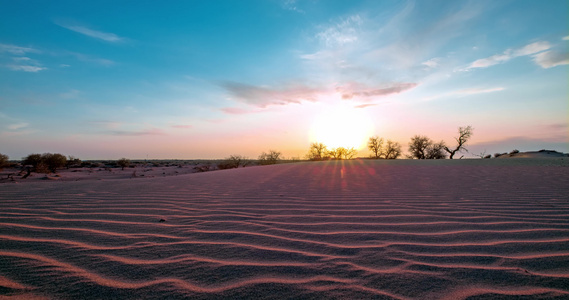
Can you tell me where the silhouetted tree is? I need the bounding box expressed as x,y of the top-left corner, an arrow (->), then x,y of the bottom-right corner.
258,150 -> 281,165
444,126 -> 473,159
218,155 -> 248,169
307,142 -> 328,160
22,153 -> 67,173
384,140 -> 402,159
408,136 -> 430,159
0,153 -> 8,171
117,158 -> 131,170
426,141 -> 446,159
367,136 -> 384,159
328,147 -> 357,159
408,136 -> 446,159
66,156 -> 82,169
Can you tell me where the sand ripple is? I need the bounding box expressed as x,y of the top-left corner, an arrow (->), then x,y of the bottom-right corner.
1,160 -> 568,299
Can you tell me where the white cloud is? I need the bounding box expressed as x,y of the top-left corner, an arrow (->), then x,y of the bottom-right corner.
316,15 -> 362,47
8,65 -> 46,72
282,0 -> 303,13
12,57 -> 31,62
8,122 -> 29,130
0,43 -> 39,55
422,87 -> 505,102
513,41 -> 551,56
58,23 -> 124,42
422,58 -> 441,68
563,36 -> 569,41
533,51 -> 569,68
466,41 -> 552,70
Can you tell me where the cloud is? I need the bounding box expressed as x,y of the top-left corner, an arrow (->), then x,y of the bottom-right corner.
171,124 -> 192,129
422,58 -> 441,68
316,15 -> 362,47
354,103 -> 377,109
466,41 -> 552,70
221,107 -> 255,115
533,50 -> 569,68
338,82 -> 418,100
8,65 -> 46,72
8,122 -> 29,130
105,129 -> 165,136
456,87 -> 505,95
221,81 -> 321,107
0,43 -> 39,55
281,0 -> 303,13
563,36 -> 569,41
422,86 -> 505,102
57,23 -> 124,42
66,51 -> 114,66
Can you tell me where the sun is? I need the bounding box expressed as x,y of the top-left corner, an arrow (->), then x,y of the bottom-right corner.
310,104 -> 374,150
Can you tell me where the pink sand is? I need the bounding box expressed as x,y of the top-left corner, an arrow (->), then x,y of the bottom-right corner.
1,159 -> 568,299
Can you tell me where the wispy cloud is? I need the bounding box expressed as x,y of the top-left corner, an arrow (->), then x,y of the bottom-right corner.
281,0 -> 303,13
221,81 -> 321,107
0,43 -> 39,55
66,51 -> 114,66
422,87 -> 505,102
338,82 -> 417,100
57,23 -> 124,42
8,65 -> 46,72
563,36 -> 569,41
221,107 -> 256,115
465,41 -> 551,70
316,15 -> 362,47
533,50 -> 569,68
7,122 -> 29,130
171,124 -> 192,129
105,129 -> 165,136
354,103 -> 377,109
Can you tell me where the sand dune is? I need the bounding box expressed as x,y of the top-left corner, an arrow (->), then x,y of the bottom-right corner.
1,159 -> 568,299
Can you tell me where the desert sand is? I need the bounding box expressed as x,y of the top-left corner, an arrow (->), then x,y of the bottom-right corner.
1,158 -> 568,299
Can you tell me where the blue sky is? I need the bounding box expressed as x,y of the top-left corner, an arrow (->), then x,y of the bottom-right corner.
1,0 -> 567,159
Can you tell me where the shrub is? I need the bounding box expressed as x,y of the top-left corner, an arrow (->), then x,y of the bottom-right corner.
218,155 -> 247,170
408,136 -> 446,159
258,150 -> 281,165
22,153 -> 67,173
117,158 -> 131,170
0,153 -> 8,171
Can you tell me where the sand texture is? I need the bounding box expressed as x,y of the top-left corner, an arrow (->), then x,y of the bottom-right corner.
1,159 -> 569,299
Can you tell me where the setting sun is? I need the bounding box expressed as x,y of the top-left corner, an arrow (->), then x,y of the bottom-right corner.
310,103 -> 374,150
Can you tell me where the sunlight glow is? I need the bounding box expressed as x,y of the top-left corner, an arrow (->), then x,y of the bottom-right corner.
310,103 -> 374,149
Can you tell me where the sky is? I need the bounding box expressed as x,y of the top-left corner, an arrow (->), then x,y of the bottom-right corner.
1,0 -> 568,160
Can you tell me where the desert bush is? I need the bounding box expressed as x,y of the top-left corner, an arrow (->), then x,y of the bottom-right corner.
66,156 -> 82,168
22,153 -> 67,173
258,150 -> 281,165
218,155 -> 247,170
117,158 -> 131,170
307,142 -> 328,160
0,153 -> 8,171
494,152 -> 506,158
510,149 -> 520,155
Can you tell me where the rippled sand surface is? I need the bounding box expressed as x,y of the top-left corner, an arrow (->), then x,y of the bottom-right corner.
1,159 -> 568,299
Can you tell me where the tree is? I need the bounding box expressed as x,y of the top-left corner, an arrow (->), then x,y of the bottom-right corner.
0,153 -> 8,171
258,150 -> 281,165
117,158 -> 131,170
66,156 -> 82,168
426,141 -> 446,159
42,153 -> 67,173
444,126 -> 473,159
408,136 -> 430,159
218,155 -> 248,169
368,136 -> 384,159
408,136 -> 446,159
328,147 -> 357,160
307,142 -> 328,160
384,140 -> 402,159
22,153 -> 67,173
